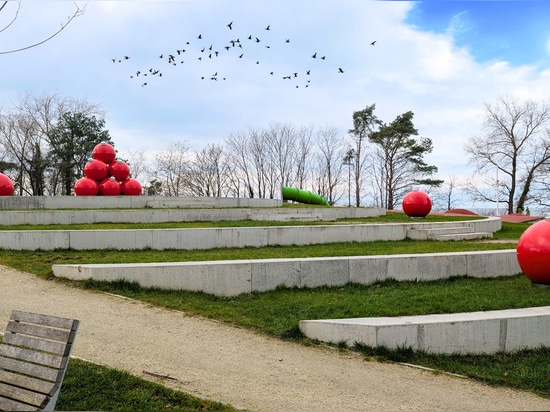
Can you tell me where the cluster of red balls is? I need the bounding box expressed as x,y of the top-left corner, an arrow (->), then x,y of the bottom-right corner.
73,142 -> 142,196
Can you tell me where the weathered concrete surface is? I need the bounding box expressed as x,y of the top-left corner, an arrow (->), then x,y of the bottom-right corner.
0,218 -> 501,250
299,306 -> 550,355
52,250 -> 521,296
0,195 -> 281,210
0,206 -> 385,225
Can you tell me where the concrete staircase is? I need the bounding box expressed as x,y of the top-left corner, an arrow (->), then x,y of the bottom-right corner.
407,224 -> 493,241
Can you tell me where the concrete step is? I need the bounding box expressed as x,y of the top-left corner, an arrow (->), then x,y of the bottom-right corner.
299,306 -> 550,354
432,232 -> 493,241
407,226 -> 474,240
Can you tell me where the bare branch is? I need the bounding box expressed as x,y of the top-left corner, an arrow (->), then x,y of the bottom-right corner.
0,1 -> 21,35
0,2 -> 87,55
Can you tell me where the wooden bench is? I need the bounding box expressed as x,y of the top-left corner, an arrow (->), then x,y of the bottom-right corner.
0,310 -> 80,411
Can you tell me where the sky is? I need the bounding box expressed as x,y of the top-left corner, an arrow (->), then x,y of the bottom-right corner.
1,0 -> 550,206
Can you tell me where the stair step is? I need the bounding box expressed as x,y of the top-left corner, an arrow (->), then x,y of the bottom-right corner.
432,232 -> 493,241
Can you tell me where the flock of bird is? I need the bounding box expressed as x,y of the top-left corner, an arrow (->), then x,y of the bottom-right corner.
112,21 -> 377,88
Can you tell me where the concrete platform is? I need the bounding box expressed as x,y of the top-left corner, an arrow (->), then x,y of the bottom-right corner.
0,195 -> 281,210
52,249 -> 521,296
0,206 -> 385,225
299,306 -> 550,355
0,218 -> 501,250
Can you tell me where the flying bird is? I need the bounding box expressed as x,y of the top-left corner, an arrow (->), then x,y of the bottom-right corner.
312,52 -> 317,58
197,34 -> 202,39
370,40 -> 376,46
265,25 -> 270,30
227,21 -> 233,30
338,68 -> 344,73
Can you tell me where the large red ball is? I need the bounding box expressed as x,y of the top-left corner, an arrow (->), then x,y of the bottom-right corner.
74,177 -> 99,196
84,159 -> 109,181
0,173 -> 14,196
92,142 -> 116,164
402,190 -> 432,218
121,178 -> 142,196
516,217 -> 550,285
99,177 -> 121,196
109,159 -> 130,181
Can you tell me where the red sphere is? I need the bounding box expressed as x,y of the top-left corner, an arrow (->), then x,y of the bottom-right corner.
84,159 -> 109,181
516,216 -> 550,285
121,178 -> 142,196
0,173 -> 14,196
74,177 -> 99,196
402,190 -> 432,218
99,176 -> 121,196
109,159 -> 130,181
92,142 -> 116,164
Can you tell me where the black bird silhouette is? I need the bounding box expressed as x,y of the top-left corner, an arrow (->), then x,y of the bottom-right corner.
227,21 -> 233,30
239,53 -> 243,58
197,34 -> 202,39
370,40 -> 376,46
248,35 -> 252,40
124,56 -> 130,60
111,59 -> 116,63
320,56 -> 325,60
285,39 -> 290,43
312,52 -> 317,58
338,68 -> 344,73
255,37 -> 260,43
265,25 -> 270,30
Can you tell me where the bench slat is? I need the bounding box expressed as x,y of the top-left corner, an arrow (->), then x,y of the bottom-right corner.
0,395 -> 40,411
9,311 -> 76,331
0,356 -> 58,382
0,310 -> 79,411
0,382 -> 48,409
6,322 -> 71,343
1,334 -> 66,355
0,345 -> 62,369
0,370 -> 54,396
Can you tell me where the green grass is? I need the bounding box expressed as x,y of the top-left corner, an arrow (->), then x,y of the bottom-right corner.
58,359 -> 236,411
0,212 -> 481,230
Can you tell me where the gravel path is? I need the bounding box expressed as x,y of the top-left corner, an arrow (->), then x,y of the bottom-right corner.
1,265 -> 549,411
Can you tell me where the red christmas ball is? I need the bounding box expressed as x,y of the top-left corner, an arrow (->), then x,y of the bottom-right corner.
84,159 -> 109,181
109,159 -> 130,181
402,190 -> 432,218
0,173 -> 14,196
92,142 -> 116,164
99,176 -> 121,196
74,177 -> 99,196
121,178 -> 142,196
516,216 -> 550,285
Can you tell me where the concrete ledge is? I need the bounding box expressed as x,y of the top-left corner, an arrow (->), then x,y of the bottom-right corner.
299,306 -> 550,354
0,218 -> 501,251
52,250 -> 521,296
0,207 -> 385,226
0,196 -> 281,210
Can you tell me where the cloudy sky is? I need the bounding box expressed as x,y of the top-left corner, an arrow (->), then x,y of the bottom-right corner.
1,0 -> 550,194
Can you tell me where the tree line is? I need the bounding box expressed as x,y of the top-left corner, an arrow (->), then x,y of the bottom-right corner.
2,93 -> 548,212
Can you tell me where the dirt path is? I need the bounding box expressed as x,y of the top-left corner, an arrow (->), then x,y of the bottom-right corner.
1,265 -> 549,411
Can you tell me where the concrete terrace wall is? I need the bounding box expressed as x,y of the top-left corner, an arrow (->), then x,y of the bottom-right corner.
52,250 -> 521,297
0,206 -> 385,226
0,195 -> 282,210
0,217 -> 501,251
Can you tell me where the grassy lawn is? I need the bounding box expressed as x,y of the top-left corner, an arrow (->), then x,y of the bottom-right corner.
1,219 -> 548,406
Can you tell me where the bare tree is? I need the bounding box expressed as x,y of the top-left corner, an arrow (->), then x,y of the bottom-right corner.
187,143 -> 229,197
119,147 -> 149,182
153,141 -> 192,196
465,95 -> 550,214
0,2 -> 86,55
315,126 -> 346,205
